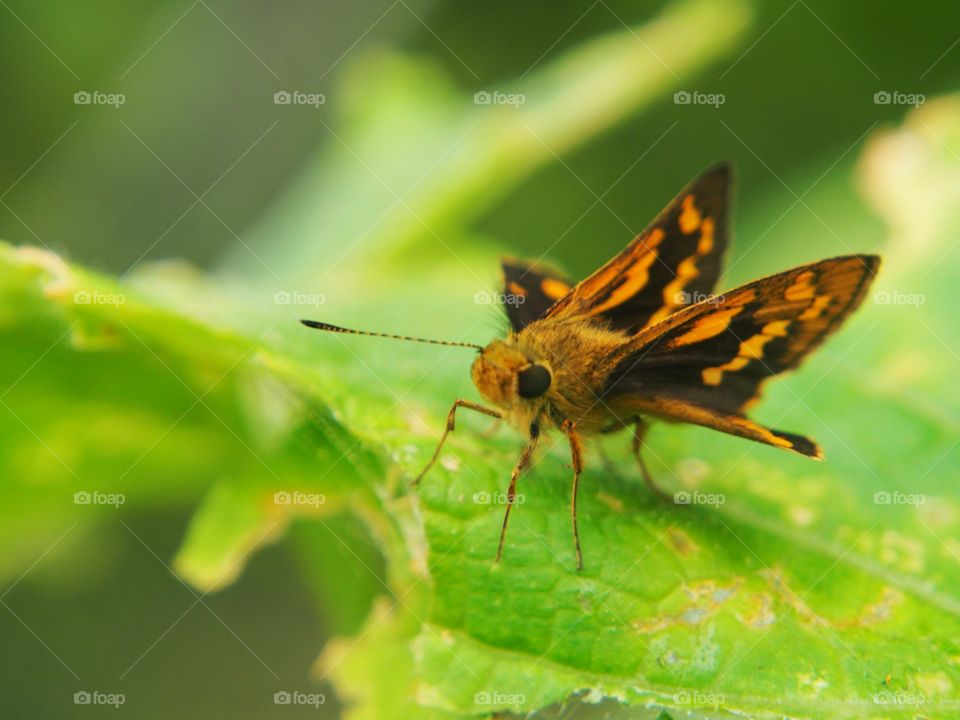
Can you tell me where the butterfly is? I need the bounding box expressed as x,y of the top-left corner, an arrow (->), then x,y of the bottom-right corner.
302,163 -> 880,570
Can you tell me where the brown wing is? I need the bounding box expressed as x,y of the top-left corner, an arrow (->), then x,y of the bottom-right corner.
500,257 -> 573,331
543,163 -> 731,334
603,255 -> 881,456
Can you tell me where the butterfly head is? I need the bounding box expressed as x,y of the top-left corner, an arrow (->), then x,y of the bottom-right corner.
471,340 -> 552,408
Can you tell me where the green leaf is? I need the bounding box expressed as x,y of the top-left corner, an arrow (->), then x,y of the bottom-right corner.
308,98 -> 960,718
391,98 -> 960,718
9,6 -> 960,720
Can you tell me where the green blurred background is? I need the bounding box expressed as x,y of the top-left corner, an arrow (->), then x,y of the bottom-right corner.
1,0 -> 958,717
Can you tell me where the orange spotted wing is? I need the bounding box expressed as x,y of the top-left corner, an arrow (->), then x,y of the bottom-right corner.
542,163 -> 731,334
500,257 -> 574,331
603,255 -> 881,457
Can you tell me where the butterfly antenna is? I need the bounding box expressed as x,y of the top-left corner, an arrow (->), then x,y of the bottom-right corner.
300,320 -> 483,350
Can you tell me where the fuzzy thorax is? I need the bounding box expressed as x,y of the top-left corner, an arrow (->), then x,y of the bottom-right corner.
470,320 -> 632,435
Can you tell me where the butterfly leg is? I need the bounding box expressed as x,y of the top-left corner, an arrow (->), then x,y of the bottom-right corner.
632,418 -> 670,499
412,399 -> 503,486
561,419 -> 585,570
495,422 -> 540,564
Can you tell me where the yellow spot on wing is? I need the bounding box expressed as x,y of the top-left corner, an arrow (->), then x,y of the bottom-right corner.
507,281 -> 527,296
739,332 -> 772,360
678,195 -> 702,234
589,229 -> 664,314
540,277 -> 570,300
697,217 -> 715,254
701,319 -> 793,385
654,255 -> 699,320
646,218 -> 716,327
672,307 -> 742,347
799,294 -> 831,320
701,366 -> 724,385
785,271 -> 816,301
763,319 -> 791,337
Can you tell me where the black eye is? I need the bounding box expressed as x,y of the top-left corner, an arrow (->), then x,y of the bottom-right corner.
517,364 -> 551,398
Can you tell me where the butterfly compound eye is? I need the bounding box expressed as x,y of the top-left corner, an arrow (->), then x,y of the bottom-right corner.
517,364 -> 552,399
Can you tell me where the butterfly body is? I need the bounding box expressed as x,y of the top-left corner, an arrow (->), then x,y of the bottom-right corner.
471,318 -> 629,436
302,162 -> 880,571
459,163 -> 879,569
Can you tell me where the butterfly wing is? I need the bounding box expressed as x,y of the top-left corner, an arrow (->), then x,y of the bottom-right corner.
544,163 -> 732,334
500,256 -> 573,331
603,254 -> 881,456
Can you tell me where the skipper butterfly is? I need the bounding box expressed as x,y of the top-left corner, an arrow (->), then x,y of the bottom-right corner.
302,164 -> 880,569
